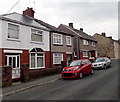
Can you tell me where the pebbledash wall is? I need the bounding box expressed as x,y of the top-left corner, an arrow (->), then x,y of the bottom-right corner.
0,17 -> 50,70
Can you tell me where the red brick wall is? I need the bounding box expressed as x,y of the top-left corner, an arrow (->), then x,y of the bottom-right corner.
45,51 -> 50,68
20,50 -> 29,65
80,51 -> 83,59
63,52 -> 67,61
0,49 -> 5,66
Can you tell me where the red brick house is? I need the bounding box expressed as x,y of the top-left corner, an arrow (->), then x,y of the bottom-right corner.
58,23 -> 97,62
35,19 -> 74,67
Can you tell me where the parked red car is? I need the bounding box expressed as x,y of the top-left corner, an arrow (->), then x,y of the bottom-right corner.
61,59 -> 93,79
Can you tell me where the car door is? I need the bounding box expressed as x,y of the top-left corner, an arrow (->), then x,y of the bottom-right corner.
81,60 -> 87,74
86,60 -> 92,73
106,58 -> 111,67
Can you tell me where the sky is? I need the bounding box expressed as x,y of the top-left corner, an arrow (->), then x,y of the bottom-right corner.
0,0 -> 119,40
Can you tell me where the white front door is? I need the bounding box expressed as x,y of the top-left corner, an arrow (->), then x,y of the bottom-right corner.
6,55 -> 20,79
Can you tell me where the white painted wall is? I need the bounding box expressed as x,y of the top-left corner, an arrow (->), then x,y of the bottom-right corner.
1,20 -> 50,51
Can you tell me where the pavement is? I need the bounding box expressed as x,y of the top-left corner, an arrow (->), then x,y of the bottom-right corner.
2,74 -> 61,98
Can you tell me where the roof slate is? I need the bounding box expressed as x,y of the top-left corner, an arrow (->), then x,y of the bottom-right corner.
35,19 -> 74,36
61,24 -> 97,42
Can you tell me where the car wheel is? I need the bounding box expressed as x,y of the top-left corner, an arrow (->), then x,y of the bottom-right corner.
104,64 -> 107,69
79,72 -> 83,79
109,63 -> 112,67
90,68 -> 94,74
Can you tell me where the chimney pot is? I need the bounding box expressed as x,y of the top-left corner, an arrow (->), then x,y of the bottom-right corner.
101,32 -> 106,36
23,7 -> 35,18
69,23 -> 73,28
80,28 -> 83,32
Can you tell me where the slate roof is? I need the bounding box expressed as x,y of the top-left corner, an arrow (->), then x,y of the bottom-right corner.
35,19 -> 74,36
1,12 -> 74,36
62,24 -> 97,42
1,12 -> 49,31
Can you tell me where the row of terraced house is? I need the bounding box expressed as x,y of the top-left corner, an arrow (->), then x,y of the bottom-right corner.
0,7 -> 97,81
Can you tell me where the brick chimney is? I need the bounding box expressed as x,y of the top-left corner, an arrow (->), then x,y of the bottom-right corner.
80,28 -> 83,32
101,32 -> 106,37
69,23 -> 73,28
108,36 -> 112,39
23,7 -> 35,18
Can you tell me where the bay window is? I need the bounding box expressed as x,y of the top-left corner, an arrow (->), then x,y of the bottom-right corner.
30,53 -> 44,69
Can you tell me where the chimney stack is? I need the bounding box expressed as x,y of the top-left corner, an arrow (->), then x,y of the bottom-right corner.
23,7 -> 35,18
108,36 -> 112,39
69,23 -> 73,28
101,32 -> 106,37
80,28 -> 83,32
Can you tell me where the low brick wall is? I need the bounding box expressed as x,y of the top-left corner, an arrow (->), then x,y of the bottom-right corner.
1,66 -> 12,87
29,67 -> 63,79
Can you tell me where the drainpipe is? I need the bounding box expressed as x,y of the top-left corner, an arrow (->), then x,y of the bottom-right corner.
49,31 -> 52,68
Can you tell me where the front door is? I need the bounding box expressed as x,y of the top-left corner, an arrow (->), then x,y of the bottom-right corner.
6,55 -> 20,79
67,54 -> 72,65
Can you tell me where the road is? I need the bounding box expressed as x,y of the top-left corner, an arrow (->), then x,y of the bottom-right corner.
3,60 -> 119,100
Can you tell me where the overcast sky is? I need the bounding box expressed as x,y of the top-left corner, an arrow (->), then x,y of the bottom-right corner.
0,0 -> 119,40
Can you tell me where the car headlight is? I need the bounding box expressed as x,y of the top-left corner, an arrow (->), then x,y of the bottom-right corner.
62,68 -> 65,71
73,66 -> 79,71
99,63 -> 104,66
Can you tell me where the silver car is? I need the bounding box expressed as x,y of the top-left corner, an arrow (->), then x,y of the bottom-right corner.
92,57 -> 111,69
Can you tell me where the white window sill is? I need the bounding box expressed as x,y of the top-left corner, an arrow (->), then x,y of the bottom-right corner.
30,67 -> 45,69
53,63 -> 61,65
30,41 -> 44,45
7,38 -> 21,42
53,43 -> 63,46
66,44 -> 72,46
83,56 -> 88,58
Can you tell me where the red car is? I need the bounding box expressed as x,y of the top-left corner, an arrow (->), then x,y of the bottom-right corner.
61,59 -> 94,79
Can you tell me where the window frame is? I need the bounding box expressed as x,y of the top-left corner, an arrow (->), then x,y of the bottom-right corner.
82,51 -> 88,57
31,29 -> 43,43
30,52 -> 45,69
66,36 -> 72,46
83,39 -> 89,45
53,33 -> 63,45
7,23 -> 20,40
53,53 -> 63,64
92,41 -> 96,47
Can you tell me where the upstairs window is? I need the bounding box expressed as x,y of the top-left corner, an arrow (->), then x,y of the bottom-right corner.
53,33 -> 62,45
66,36 -> 71,46
31,29 -> 43,42
83,40 -> 89,45
92,42 -> 96,47
8,23 -> 19,39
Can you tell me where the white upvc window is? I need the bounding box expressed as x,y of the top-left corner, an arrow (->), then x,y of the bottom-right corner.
31,29 -> 43,42
8,23 -> 19,39
82,51 -> 88,57
53,33 -> 63,45
92,42 -> 96,47
66,36 -> 72,46
30,53 -> 44,69
83,40 -> 89,45
53,53 -> 63,64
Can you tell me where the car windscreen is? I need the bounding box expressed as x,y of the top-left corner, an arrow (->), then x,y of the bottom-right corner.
69,60 -> 81,67
95,58 -> 106,62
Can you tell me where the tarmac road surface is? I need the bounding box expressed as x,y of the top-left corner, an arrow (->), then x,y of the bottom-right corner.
3,60 -> 119,101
